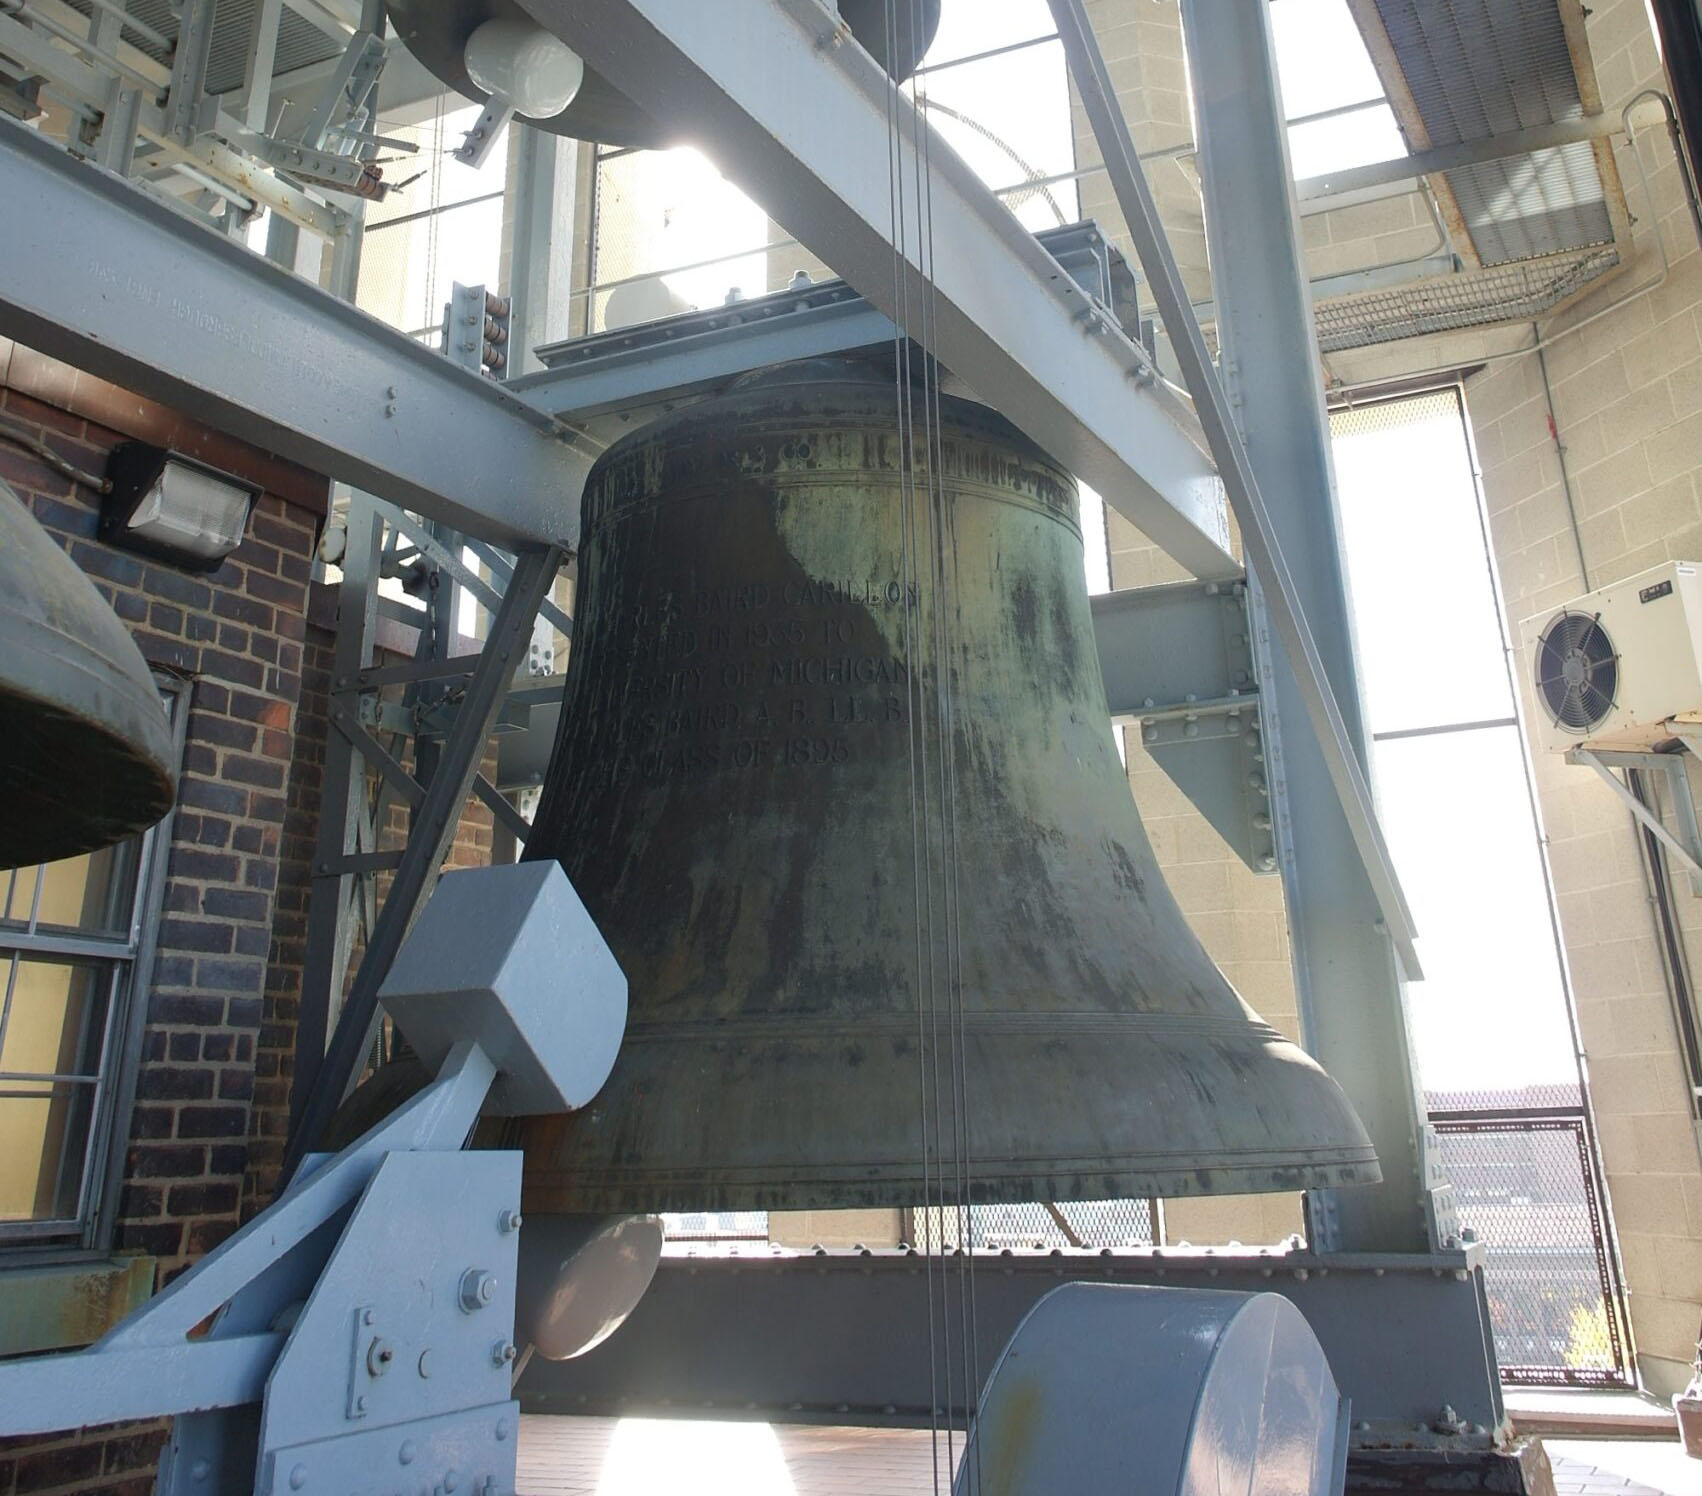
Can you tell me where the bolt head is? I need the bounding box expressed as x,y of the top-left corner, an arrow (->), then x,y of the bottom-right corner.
399,1440 -> 416,1465
289,1464 -> 308,1491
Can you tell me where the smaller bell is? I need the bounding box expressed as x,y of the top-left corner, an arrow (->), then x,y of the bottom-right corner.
0,480 -> 175,868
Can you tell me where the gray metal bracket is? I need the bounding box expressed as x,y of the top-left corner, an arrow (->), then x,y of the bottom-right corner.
1569,743 -> 1702,893
1092,579 -> 1276,874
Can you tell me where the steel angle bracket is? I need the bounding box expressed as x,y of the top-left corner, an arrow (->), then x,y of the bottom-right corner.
1093,579 -> 1276,874
1569,742 -> 1702,891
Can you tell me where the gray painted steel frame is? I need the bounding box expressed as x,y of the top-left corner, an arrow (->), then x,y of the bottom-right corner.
519,1248 -> 1505,1442
511,0 -> 1237,583
1176,0 -> 1450,1259
0,115 -> 588,551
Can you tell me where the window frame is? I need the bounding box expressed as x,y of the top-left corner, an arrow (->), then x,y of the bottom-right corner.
0,673 -> 186,1254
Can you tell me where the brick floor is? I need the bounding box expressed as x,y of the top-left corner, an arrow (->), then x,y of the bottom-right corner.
517,1417 -> 1702,1495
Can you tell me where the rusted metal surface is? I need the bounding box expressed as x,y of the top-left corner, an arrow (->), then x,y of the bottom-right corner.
520,356 -> 1378,1213
0,476 -> 175,868
0,1254 -> 155,1357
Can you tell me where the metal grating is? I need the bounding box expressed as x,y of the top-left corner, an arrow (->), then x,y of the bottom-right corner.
1430,1100 -> 1632,1388
59,0 -> 347,97
911,1199 -> 1159,1251
1365,0 -> 1614,263
1315,245 -> 1619,351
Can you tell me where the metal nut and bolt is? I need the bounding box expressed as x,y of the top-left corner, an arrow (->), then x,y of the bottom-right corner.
498,1209 -> 523,1234
459,1268 -> 497,1312
492,1339 -> 518,1366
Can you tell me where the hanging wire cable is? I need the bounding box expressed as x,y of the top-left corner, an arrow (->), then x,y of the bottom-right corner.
883,7 -> 945,1489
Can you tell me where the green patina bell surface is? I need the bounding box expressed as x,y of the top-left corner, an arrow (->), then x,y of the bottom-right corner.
521,356 -> 1379,1213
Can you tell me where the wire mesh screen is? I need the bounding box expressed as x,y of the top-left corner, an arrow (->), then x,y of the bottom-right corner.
1430,1108 -> 1631,1387
661,1211 -> 770,1242
911,1200 -> 1159,1251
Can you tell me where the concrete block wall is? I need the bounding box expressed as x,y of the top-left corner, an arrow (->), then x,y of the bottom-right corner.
0,342 -> 324,1492
1445,0 -> 1702,1397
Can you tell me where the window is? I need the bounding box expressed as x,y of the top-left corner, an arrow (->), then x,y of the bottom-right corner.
356,102 -> 512,343
1330,390 -> 1578,1095
583,0 -> 1076,334
1269,0 -> 1406,178
0,679 -> 181,1247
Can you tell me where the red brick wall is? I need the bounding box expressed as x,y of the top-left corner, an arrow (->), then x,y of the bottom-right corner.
0,378 -> 320,1492
2,366 -> 502,1492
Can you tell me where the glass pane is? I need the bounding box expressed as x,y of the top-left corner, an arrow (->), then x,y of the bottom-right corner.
1270,0 -> 1388,119
923,1 -> 1054,68
591,146 -> 769,325
0,956 -> 113,1080
358,194 -> 506,339
917,38 -> 1080,231
9,841 -> 141,938
1374,727 -> 1577,1093
364,104 -> 511,229
1287,104 -> 1407,179
0,1086 -> 98,1224
1331,392 -> 1516,735
1,867 -> 33,924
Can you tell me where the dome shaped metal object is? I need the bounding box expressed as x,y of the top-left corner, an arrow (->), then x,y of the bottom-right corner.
0,478 -> 175,868
383,0 -> 941,149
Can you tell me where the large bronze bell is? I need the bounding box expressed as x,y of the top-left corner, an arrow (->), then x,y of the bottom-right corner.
520,356 -> 1378,1214
0,480 -> 175,869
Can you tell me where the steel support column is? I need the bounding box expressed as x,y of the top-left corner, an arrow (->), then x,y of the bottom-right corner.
1177,0 -> 1449,1257
506,124 -> 573,377
292,498 -> 381,1130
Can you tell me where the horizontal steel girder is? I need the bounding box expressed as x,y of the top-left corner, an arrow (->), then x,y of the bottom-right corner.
0,117 -> 589,551
518,1247 -> 1504,1441
513,0 -> 1238,583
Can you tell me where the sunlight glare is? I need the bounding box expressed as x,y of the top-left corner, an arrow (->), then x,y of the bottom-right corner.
594,1418 -> 797,1496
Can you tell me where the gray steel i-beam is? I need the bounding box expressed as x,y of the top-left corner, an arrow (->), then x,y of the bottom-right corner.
510,0 -> 1238,583
0,115 -> 588,552
1173,0 -> 1452,1261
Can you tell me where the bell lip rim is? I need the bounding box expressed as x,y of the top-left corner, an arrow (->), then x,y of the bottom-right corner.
517,1155 -> 1385,1217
